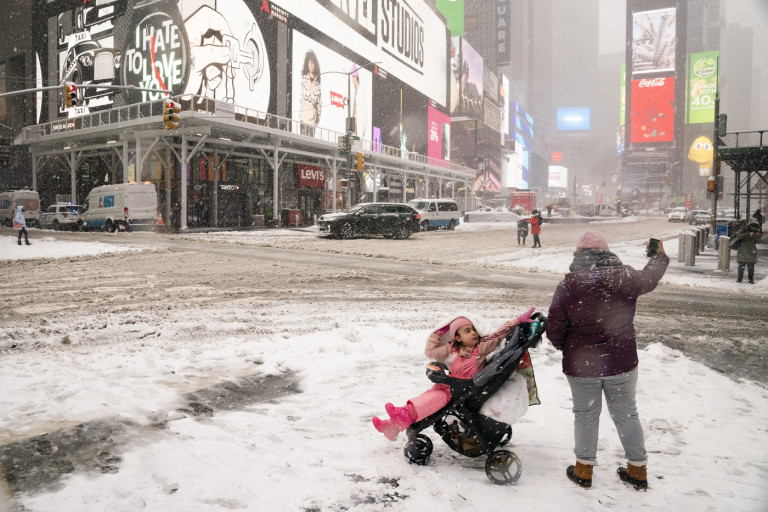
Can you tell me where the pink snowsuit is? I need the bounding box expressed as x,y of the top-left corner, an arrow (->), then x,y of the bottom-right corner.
406,320 -> 518,421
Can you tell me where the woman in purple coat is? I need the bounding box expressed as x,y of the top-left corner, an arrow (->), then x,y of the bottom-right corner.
546,231 -> 668,491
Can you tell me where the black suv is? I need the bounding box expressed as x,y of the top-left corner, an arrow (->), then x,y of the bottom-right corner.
317,203 -> 421,239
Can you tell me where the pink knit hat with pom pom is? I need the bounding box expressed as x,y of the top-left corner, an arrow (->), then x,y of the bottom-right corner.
576,231 -> 610,251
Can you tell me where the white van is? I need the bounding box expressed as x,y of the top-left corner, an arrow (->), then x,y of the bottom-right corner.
408,198 -> 461,231
0,189 -> 41,227
80,183 -> 159,232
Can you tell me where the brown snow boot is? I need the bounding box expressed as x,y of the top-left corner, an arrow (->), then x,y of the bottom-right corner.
566,461 -> 593,488
618,463 -> 648,490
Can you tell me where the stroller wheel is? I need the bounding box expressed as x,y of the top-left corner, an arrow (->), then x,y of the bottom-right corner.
404,434 -> 433,466
485,450 -> 522,485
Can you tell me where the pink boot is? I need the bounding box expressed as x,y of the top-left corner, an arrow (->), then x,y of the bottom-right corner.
372,417 -> 400,441
385,403 -> 414,430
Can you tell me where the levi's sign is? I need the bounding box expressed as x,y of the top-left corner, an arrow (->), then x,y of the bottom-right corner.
298,165 -> 326,188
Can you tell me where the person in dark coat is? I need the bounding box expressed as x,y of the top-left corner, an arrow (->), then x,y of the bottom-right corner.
733,218 -> 760,283
752,208 -> 763,229
547,230 -> 669,491
517,217 -> 529,245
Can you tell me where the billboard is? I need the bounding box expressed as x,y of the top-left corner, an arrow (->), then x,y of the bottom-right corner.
452,38 -> 483,120
557,107 -> 591,131
688,51 -> 718,124
372,72 -> 428,158
630,76 -> 675,143
548,166 -> 568,188
37,0 -> 277,120
500,74 -> 509,142
291,30 -> 373,139
632,8 -> 676,75
436,0 -> 465,37
276,0 -> 448,107
427,103 -> 451,165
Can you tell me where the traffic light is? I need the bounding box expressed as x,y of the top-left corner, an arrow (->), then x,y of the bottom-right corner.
356,152 -> 365,171
163,99 -> 181,130
65,83 -> 77,108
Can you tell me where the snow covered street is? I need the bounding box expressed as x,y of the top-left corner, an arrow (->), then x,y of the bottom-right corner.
1,218 -> 766,511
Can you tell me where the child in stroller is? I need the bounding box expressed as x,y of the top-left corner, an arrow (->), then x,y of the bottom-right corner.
372,309 -> 545,485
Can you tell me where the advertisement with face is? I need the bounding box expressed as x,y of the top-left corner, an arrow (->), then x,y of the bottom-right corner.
124,0 -> 273,111
449,37 -> 461,116
275,0 -> 447,108
40,0 -> 276,120
427,103 -> 450,166
630,76 -> 675,143
632,8 -> 676,75
291,30 -> 372,140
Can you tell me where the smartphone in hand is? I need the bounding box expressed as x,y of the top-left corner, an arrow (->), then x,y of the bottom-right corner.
646,236 -> 660,257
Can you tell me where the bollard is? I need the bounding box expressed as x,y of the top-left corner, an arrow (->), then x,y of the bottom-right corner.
678,233 -> 686,263
684,233 -> 696,266
693,229 -> 700,255
718,235 -> 731,271
700,227 -> 707,252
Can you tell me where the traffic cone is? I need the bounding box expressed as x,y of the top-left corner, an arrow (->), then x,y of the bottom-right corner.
157,211 -> 164,225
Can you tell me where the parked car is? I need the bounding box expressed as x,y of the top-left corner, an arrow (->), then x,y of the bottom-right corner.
667,207 -> 689,223
38,202 -> 82,230
408,198 -> 461,231
316,203 -> 420,240
688,209 -> 711,225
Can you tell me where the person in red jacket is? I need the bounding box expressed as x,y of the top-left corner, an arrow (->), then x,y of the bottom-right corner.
547,231 -> 668,491
530,209 -> 543,247
372,310 -> 535,440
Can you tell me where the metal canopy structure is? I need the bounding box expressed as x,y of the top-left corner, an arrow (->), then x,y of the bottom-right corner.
719,130 -> 768,218
15,95 -> 476,230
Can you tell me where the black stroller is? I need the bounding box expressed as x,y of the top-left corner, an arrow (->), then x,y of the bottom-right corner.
402,312 -> 547,485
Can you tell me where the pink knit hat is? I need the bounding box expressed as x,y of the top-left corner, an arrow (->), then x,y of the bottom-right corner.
576,231 -> 610,251
450,317 -> 474,338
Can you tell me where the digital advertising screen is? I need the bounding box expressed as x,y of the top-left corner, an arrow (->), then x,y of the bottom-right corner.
371,73 -> 428,158
688,51 -> 718,124
632,8 -> 676,75
36,0 -> 278,121
557,107 -> 591,131
630,76 -> 675,143
291,30 -> 373,140
427,104 -> 451,165
454,38 -> 484,121
548,165 -> 568,189
500,74 -> 510,141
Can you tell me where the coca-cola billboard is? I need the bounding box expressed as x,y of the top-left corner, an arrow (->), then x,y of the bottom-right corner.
630,76 -> 675,143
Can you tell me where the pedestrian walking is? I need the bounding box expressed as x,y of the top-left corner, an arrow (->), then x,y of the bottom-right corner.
546,230 -> 669,490
14,205 -> 31,246
530,209 -> 543,248
733,218 -> 760,284
517,217 -> 529,245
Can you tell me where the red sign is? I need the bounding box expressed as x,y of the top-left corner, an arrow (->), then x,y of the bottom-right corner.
330,91 -> 345,109
630,77 -> 675,143
551,151 -> 562,162
298,165 -> 326,188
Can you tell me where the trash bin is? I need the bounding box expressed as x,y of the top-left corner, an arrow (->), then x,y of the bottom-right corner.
716,219 -> 729,240
289,209 -> 301,226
